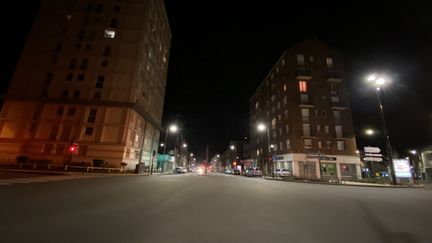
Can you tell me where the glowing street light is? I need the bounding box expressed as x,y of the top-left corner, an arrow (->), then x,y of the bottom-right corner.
365,129 -> 374,136
160,143 -> 164,147
230,145 -> 235,150
190,153 -> 194,156
410,150 -> 417,155
182,143 -> 187,148
169,124 -> 178,133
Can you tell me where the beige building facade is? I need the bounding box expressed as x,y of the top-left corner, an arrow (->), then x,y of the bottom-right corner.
0,0 -> 171,169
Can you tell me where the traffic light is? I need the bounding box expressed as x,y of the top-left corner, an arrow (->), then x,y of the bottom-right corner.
68,143 -> 79,154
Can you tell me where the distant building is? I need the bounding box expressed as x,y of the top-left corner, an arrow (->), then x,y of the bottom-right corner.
250,39 -> 361,180
419,145 -> 432,181
0,0 -> 171,169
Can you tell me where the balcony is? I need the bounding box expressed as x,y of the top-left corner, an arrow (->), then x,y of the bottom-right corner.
296,68 -> 312,80
326,71 -> 342,82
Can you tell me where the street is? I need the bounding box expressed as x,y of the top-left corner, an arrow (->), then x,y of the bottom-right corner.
1,173 -> 431,243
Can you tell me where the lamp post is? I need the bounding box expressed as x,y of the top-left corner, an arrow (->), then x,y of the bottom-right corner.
366,74 -> 397,185
257,123 -> 271,177
162,124 -> 178,172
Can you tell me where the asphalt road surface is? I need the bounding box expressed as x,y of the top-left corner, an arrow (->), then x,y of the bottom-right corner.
1,173 -> 431,243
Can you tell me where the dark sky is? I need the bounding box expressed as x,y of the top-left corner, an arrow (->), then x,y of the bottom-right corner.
2,1 -> 431,161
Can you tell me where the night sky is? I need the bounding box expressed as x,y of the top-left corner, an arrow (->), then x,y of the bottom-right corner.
2,1 -> 431,161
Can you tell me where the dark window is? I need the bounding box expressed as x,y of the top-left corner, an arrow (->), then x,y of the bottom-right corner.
85,44 -> 92,51
77,29 -> 85,40
94,92 -> 101,99
89,109 -> 97,116
51,56 -> 58,64
61,90 -> 68,98
69,58 -> 77,69
54,42 -> 62,52
85,127 -> 94,135
110,18 -> 118,28
77,74 -> 85,81
73,91 -> 80,99
56,107 -> 64,115
86,3 -> 93,12
41,89 -> 48,97
75,43 -> 82,50
94,4 -> 103,13
66,73 -> 73,81
103,46 -> 111,56
67,107 -> 76,116
87,109 -> 97,123
96,76 -> 105,88
100,59 -> 108,68
87,30 -> 96,41
45,72 -> 53,84
83,15 -> 90,23
80,59 -> 88,70
114,5 -> 121,11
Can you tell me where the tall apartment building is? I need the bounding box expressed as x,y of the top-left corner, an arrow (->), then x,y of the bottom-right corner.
250,39 -> 361,180
0,0 -> 171,169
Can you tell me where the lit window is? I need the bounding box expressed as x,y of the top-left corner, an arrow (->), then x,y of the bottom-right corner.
66,14 -> 72,21
337,141 -> 345,151
331,96 -> 339,103
286,139 -> 291,149
255,102 -> 259,109
283,96 -> 287,105
104,29 -> 116,38
309,56 -> 314,62
318,141 -> 323,149
271,118 -> 276,129
282,59 -> 285,66
271,95 -> 275,101
277,102 -> 280,109
325,126 -> 329,133
283,84 -> 287,91
303,124 -> 311,136
326,141 -> 331,149
284,110 -> 288,118
299,81 -> 307,92
317,125 -> 321,133
285,125 -> 289,133
326,57 -> 334,68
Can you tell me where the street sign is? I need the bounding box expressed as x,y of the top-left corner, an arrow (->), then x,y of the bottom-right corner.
364,147 -> 381,153
365,153 -> 382,157
364,157 -> 383,162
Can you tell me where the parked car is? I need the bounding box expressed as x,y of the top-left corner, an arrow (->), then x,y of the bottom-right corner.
274,168 -> 292,177
175,167 -> 187,174
223,169 -> 232,174
233,169 -> 241,175
245,167 -> 262,177
181,167 -> 188,173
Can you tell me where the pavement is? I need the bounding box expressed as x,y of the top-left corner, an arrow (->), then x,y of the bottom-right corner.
1,173 -> 431,243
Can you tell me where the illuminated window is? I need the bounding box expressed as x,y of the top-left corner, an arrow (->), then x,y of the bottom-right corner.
299,81 -> 307,92
331,96 -> 339,103
286,139 -> 291,149
337,141 -> 345,150
318,141 -> 323,149
326,141 -> 331,149
271,118 -> 276,129
283,96 -> 287,105
104,29 -> 116,38
316,125 -> 321,133
326,57 -> 334,68
255,102 -> 259,109
304,139 -> 312,149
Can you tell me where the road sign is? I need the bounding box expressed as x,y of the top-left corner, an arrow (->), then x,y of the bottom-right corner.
364,147 -> 381,153
364,157 -> 383,162
365,153 -> 382,157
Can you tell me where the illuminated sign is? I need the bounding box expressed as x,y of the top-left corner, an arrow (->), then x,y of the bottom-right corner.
393,159 -> 412,178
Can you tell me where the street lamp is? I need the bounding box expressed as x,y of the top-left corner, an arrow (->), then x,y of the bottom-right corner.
365,129 -> 375,136
230,145 -> 235,150
410,150 -> 417,155
366,73 -> 397,185
183,143 -> 187,148
163,124 -> 179,155
257,122 -> 271,177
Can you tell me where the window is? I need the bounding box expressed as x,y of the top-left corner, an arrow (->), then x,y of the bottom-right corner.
104,29 -> 116,38
69,58 -> 77,69
85,127 -> 94,135
96,76 -> 105,88
285,125 -> 289,133
301,108 -> 309,122
272,131 -> 276,138
323,111 -> 328,117
318,141 -> 323,149
75,43 -> 82,50
77,29 -> 85,40
266,111 -> 270,117
278,114 -> 282,121
286,139 -> 291,149
94,4 -> 103,13
271,95 -> 275,102
316,125 -> 321,133
325,126 -> 329,133
303,124 -> 311,136
73,90 -> 80,99
45,72 -> 53,84
271,107 -> 275,113
67,107 -> 76,116
283,96 -> 287,105
103,46 -> 111,56
110,18 -> 118,28
335,125 -> 343,138
279,128 -> 282,136
331,96 -> 339,103
279,142 -> 283,150
315,110 -> 320,117
256,149 -> 260,156
281,58 -> 285,66
61,90 -> 68,98
66,14 -> 72,21
283,84 -> 287,91
100,59 -> 108,67
87,109 -> 97,123
300,94 -> 308,103
85,44 -> 92,51
297,54 -> 305,66
304,139 -> 312,149
299,81 -> 307,92
93,92 -> 101,100
326,57 -> 334,68
284,110 -> 288,118
56,107 -> 64,116
277,102 -> 281,109
86,3 -> 93,12
41,89 -> 48,97
337,141 -> 345,151
80,59 -> 88,70
330,83 -> 337,93
271,118 -> 276,129
255,102 -> 259,109
309,56 -> 314,62
326,141 -> 331,149
66,73 -> 73,81
333,111 -> 341,123
77,74 -> 85,81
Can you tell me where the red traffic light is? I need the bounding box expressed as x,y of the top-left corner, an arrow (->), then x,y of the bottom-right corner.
69,143 -> 79,153
69,146 -> 76,152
